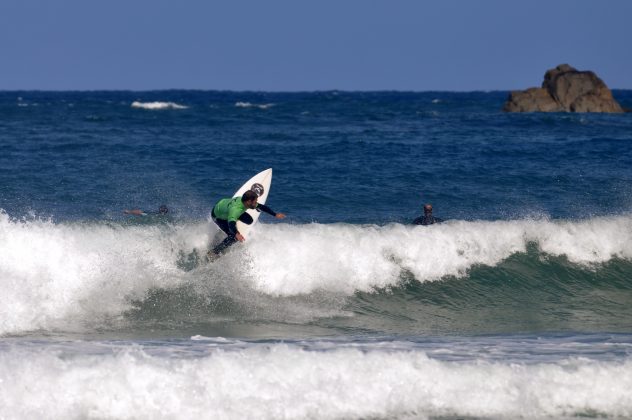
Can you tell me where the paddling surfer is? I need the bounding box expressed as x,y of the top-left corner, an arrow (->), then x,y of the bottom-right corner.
124,204 -> 169,216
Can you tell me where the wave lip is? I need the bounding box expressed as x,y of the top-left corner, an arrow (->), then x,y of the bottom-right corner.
131,101 -> 188,110
246,216 -> 632,295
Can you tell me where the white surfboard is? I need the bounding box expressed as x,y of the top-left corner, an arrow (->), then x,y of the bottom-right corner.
232,168 -> 273,239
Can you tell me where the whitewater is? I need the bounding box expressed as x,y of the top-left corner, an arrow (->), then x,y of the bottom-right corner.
2,338 -> 632,419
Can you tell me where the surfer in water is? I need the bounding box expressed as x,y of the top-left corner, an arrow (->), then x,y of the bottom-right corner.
209,190 -> 285,257
413,203 -> 443,225
124,204 -> 169,216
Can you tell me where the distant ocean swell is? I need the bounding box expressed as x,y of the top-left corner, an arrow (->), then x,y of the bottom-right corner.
130,101 -> 188,110
1,343 -> 632,419
1,211 -> 632,335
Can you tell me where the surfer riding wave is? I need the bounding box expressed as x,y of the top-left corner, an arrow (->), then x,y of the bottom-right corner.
210,190 -> 285,257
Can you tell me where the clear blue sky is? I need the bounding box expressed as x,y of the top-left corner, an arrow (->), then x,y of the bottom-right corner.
1,0 -> 630,91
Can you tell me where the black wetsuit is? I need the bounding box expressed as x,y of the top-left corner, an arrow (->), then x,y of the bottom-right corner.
412,215 -> 443,226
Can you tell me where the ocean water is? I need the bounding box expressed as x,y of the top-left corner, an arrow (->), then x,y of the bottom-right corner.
1,90 -> 632,419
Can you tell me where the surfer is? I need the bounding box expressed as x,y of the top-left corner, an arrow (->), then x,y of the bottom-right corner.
209,190 -> 285,256
124,204 -> 169,216
413,203 -> 443,225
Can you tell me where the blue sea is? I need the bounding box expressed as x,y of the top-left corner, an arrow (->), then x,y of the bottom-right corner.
1,91 -> 632,419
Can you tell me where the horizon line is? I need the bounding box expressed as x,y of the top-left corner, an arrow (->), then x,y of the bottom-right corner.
2,88 -> 631,93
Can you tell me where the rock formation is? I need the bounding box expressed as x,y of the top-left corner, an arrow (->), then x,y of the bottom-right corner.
503,64 -> 624,113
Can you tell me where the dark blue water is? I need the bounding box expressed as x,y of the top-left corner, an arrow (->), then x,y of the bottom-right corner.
2,91 -> 632,419
2,91 -> 631,223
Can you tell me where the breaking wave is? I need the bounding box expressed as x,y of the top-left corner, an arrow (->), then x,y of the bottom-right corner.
1,211 -> 632,335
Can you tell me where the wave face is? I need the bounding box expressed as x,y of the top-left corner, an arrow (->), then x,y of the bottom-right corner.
2,211 -> 632,337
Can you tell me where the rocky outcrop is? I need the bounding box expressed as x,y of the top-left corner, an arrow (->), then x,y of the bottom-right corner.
503,64 -> 625,113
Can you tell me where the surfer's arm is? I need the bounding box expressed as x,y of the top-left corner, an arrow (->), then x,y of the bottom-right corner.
227,205 -> 246,237
227,220 -> 245,241
226,219 -> 245,242
227,220 -> 239,235
256,204 -> 286,219
123,209 -> 147,216
256,204 -> 276,216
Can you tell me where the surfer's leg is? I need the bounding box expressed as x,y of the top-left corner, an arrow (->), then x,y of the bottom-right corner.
208,217 -> 233,259
212,235 -> 238,255
212,216 -> 232,236
209,214 -> 251,257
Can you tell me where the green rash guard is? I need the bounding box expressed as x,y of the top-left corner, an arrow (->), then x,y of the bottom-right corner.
213,197 -> 247,223
212,197 -> 277,236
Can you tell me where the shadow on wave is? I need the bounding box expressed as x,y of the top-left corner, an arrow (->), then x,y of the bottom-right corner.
342,244 -> 632,335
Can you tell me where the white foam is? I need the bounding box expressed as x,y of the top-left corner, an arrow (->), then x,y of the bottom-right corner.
131,101 -> 188,110
0,212 -> 210,334
1,344 -> 631,419
235,101 -> 274,109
